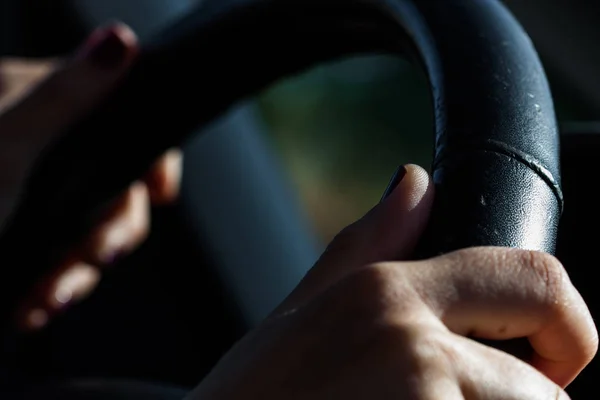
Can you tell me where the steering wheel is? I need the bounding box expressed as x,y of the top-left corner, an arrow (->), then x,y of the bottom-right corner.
0,0 -> 562,386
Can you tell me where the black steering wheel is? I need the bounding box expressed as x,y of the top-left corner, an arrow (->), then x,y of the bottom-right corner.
0,0 -> 562,388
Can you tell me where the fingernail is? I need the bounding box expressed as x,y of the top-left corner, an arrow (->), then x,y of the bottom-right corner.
81,27 -> 128,69
380,165 -> 407,202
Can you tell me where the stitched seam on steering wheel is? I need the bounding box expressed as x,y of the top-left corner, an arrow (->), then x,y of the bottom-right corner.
433,139 -> 564,215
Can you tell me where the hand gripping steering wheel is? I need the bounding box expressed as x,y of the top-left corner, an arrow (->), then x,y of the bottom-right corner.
0,0 -> 562,341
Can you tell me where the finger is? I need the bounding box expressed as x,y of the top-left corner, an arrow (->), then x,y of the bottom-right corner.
323,164 -> 434,265
16,259 -> 100,332
0,58 -> 60,225
402,247 -> 598,387
82,181 -> 151,265
144,148 -> 183,205
14,181 -> 150,331
456,335 -> 570,399
276,164 -> 434,312
0,23 -> 137,160
0,58 -> 58,110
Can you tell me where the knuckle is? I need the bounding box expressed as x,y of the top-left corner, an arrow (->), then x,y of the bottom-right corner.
520,250 -> 567,304
325,222 -> 362,256
332,263 -> 434,338
129,220 -> 149,244
125,184 -> 150,240
340,263 -> 409,314
357,314 -> 456,380
317,263 -> 424,340
127,212 -> 150,245
401,326 -> 457,379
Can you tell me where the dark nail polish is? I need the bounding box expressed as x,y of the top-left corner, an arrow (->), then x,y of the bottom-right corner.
86,29 -> 127,69
380,165 -> 407,202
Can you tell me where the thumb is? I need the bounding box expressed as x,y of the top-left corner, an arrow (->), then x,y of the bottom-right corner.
275,164 -> 434,313
0,23 -> 138,159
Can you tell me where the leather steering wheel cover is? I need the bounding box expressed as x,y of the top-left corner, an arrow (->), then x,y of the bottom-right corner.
0,0 -> 561,321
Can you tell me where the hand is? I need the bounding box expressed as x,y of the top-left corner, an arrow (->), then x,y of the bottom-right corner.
0,23 -> 183,331
188,165 -> 597,399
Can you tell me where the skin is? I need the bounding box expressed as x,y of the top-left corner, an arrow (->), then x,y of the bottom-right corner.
0,24 -> 183,331
0,23 -> 596,399
188,166 -> 597,399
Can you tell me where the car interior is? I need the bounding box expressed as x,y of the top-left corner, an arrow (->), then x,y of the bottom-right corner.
1,0 -> 600,398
